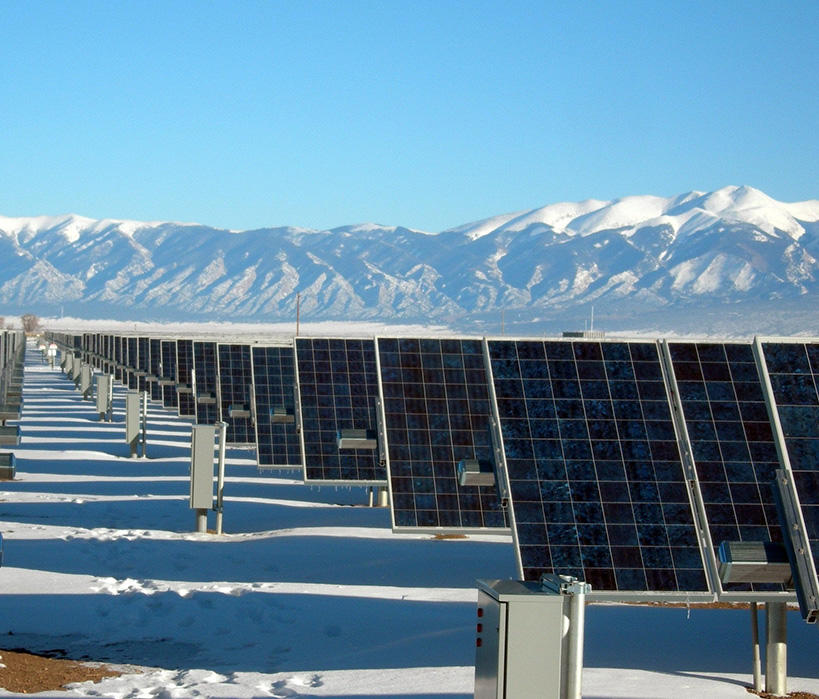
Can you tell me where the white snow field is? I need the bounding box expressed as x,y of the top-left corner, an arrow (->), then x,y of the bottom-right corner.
0,344 -> 817,698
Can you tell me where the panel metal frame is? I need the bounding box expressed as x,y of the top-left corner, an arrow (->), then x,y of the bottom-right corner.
660,339 -> 794,604
376,335 -> 510,535
485,335 -> 714,602
250,342 -> 302,470
294,337 -> 387,486
754,335 -> 819,620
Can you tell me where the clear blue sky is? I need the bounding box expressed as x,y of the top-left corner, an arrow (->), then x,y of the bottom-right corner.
1,1 -> 817,232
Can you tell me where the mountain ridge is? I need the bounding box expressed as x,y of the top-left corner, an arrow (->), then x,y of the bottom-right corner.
1,185 -> 818,334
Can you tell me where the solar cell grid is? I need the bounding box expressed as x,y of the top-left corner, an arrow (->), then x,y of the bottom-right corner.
149,339 -> 163,402
160,340 -> 179,409
488,338 -> 710,597
137,337 -> 150,392
295,338 -> 385,483
760,340 -> 819,609
666,341 -> 786,596
252,345 -> 301,468
176,339 -> 196,417
126,337 -> 138,389
193,341 -> 219,424
217,343 -> 255,445
378,337 -> 508,531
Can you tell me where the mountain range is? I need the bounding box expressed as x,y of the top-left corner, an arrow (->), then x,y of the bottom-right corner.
2,185 -> 818,335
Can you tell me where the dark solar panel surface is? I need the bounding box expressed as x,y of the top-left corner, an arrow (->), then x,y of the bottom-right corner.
176,339 -> 196,417
378,337 -> 508,531
668,341 -> 785,594
761,341 -> 819,588
295,338 -> 385,483
149,339 -> 163,402
160,340 -> 179,409
126,338 -> 138,389
193,341 -> 219,424
252,345 -> 301,468
137,337 -> 149,392
217,343 -> 256,445
487,338 -> 709,594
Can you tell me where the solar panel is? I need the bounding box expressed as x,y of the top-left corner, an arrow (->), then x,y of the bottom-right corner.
126,337 -> 138,389
137,336 -> 150,392
295,337 -> 386,484
217,343 -> 256,445
377,337 -> 508,532
148,338 -> 163,402
756,338 -> 819,619
114,336 -> 125,383
663,340 -> 788,599
486,338 -> 711,599
251,344 -> 301,468
175,339 -> 197,417
193,340 -> 220,424
160,340 -> 179,409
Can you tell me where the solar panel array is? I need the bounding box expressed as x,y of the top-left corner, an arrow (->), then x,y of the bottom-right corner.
252,344 -> 301,468
486,338 -> 709,597
664,341 -> 786,596
759,339 -> 819,617
295,338 -> 386,484
50,328 -> 819,609
217,343 -> 256,445
377,337 -> 508,531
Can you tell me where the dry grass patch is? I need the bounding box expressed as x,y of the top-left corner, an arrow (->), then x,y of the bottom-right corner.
0,648 -> 123,694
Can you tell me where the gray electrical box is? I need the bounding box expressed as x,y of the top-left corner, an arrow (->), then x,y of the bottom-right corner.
475,579 -> 578,699
96,375 -> 112,418
457,458 -> 495,487
125,391 -> 141,453
0,426 -> 21,446
337,428 -> 377,449
80,365 -> 93,398
190,424 -> 216,510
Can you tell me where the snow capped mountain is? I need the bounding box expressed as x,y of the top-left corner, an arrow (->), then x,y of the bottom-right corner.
1,186 -> 818,334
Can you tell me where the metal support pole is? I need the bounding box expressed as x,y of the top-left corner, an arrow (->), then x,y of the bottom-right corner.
107,375 -> 114,422
564,588 -> 585,699
141,391 -> 148,458
368,487 -> 374,507
215,422 -> 227,535
195,509 -> 208,533
765,601 -> 787,696
751,602 -> 762,692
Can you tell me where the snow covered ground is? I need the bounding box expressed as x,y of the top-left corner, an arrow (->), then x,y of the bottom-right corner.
0,344 -> 817,698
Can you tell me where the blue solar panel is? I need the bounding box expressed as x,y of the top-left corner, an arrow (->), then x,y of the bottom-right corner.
126,337 -> 138,390
377,337 -> 508,532
148,339 -> 163,402
664,341 -> 787,597
295,337 -> 386,484
175,339 -> 196,417
487,338 -> 711,597
759,339 -> 819,616
217,343 -> 256,445
193,341 -> 219,424
160,340 -> 179,409
252,344 -> 301,468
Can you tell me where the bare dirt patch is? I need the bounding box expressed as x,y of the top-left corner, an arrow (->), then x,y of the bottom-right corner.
0,648 -> 123,694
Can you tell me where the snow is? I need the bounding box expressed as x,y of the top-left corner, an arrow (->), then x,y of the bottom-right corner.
442,186 -> 819,244
0,343 -> 818,698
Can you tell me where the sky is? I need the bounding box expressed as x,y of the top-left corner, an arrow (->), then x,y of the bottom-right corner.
1,1 -> 817,233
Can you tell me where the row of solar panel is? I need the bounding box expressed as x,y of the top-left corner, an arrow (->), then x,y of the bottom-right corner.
49,331 -> 818,617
